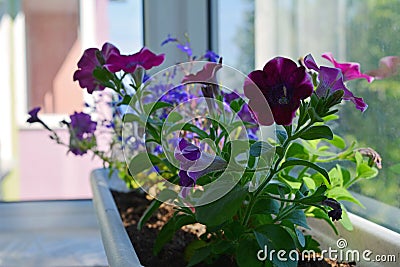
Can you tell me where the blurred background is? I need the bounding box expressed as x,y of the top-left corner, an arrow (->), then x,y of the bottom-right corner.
0,0 -> 399,229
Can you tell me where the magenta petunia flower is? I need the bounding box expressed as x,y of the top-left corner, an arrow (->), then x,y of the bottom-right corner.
70,112 -> 97,140
321,52 -> 374,83
244,57 -> 313,126
104,47 -> 165,73
366,56 -> 400,80
27,107 -> 41,123
73,43 -> 120,94
175,139 -> 227,197
304,54 -> 368,112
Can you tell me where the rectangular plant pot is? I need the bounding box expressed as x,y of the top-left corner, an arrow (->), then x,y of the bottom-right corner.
91,168 -> 400,267
91,169 -> 144,267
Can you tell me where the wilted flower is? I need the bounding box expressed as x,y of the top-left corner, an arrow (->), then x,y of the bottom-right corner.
304,54 -> 368,112
244,57 -> 313,126
322,198 -> 342,221
104,47 -> 165,73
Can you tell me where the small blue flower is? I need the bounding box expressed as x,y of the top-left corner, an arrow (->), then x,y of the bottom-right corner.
204,50 -> 220,62
161,34 -> 178,46
176,43 -> 192,57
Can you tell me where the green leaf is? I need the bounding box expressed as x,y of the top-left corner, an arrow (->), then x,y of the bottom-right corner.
308,107 -> 324,122
254,225 -> 298,267
187,245 -> 212,267
252,198 -> 280,215
305,207 -> 338,235
118,95 -> 133,106
182,123 -> 209,139
153,213 -> 195,255
195,185 -> 247,227
302,177 -> 316,190
326,134 -> 346,149
123,113 -> 141,123
143,101 -> 173,115
137,189 -> 177,230
129,152 -> 161,176
236,238 -> 264,267
298,125 -> 333,140
295,228 -> 306,247
328,187 -> 363,207
340,208 -> 354,231
250,141 -> 274,157
166,111 -> 183,123
276,129 -> 288,144
357,163 -> 378,179
279,159 -> 330,183
286,143 -> 309,160
281,209 -> 310,229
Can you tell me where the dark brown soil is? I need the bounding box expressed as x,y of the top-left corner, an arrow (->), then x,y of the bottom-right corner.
111,189 -> 356,267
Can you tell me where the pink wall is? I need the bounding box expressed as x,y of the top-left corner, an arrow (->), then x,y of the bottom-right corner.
19,129 -> 103,200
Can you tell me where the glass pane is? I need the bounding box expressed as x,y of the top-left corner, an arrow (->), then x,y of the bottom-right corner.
219,0 -> 400,223
218,0 -> 255,75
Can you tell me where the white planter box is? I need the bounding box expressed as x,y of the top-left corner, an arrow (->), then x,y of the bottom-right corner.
91,169 -> 400,267
91,169 -> 143,267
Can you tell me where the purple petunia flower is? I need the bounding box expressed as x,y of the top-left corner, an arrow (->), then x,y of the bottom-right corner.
70,112 -> 97,140
27,107 -> 41,123
321,52 -> 374,83
222,91 -> 259,134
304,54 -> 368,112
175,139 -> 227,197
244,57 -> 313,126
73,43 -> 120,94
104,47 -> 165,73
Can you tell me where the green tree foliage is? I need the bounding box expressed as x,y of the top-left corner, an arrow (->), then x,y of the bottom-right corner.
337,0 -> 400,206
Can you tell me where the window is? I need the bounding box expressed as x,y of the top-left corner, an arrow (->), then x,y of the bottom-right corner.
218,0 -> 400,230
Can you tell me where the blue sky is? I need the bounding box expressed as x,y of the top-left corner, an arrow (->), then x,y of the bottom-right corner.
107,0 -> 250,66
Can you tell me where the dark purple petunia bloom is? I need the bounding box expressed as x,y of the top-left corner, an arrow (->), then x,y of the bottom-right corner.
304,54 -> 368,112
322,198 -> 342,221
73,43 -> 120,94
176,42 -> 192,57
27,107 -> 41,123
204,50 -> 220,62
175,139 -> 227,197
70,112 -> 97,140
321,52 -> 374,83
244,57 -> 313,126
104,47 -> 165,73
